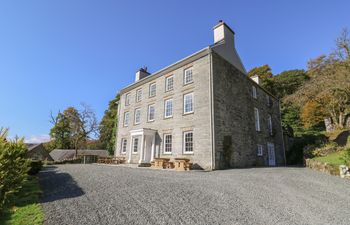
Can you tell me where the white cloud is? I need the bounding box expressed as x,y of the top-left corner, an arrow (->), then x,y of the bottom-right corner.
25,134 -> 51,144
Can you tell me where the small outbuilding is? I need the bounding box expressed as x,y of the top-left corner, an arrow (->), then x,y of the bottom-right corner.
49,149 -> 109,163
26,143 -> 54,161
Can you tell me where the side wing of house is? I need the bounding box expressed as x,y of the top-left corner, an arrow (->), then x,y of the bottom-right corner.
211,52 -> 285,168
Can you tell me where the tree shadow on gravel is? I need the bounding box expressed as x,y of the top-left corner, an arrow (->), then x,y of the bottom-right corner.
38,166 -> 85,203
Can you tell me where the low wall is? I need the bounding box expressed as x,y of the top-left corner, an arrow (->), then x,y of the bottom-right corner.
305,159 -> 339,176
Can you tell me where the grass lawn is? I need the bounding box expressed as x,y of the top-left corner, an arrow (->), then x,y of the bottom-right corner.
0,176 -> 44,225
314,151 -> 348,167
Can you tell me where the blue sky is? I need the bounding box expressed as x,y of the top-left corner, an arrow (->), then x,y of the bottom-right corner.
0,0 -> 349,142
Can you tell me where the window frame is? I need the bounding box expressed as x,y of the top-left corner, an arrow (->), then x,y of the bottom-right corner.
257,144 -> 263,156
183,92 -> 194,114
121,139 -> 127,154
134,108 -> 141,125
132,137 -> 139,154
252,86 -> 257,99
136,88 -> 142,102
123,112 -> 129,127
183,67 -> 193,85
163,134 -> 172,154
149,83 -> 156,97
165,75 -> 174,92
164,98 -> 173,118
148,104 -> 155,122
268,114 -> 273,135
254,107 -> 260,132
125,93 -> 131,106
183,131 -> 194,154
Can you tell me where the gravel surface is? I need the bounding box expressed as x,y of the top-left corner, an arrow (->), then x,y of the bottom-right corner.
39,164 -> 350,225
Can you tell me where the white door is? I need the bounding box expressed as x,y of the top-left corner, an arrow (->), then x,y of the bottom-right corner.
267,143 -> 276,166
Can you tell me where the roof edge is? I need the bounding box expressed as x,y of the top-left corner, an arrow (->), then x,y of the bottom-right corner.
120,47 -> 210,94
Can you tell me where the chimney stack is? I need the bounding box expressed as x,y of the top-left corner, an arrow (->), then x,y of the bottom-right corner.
135,66 -> 150,82
211,20 -> 246,74
213,20 -> 235,44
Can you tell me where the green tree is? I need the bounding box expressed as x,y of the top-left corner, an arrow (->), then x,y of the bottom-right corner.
99,94 -> 120,155
49,112 -> 71,149
0,128 -> 29,211
271,69 -> 309,99
50,104 -> 99,156
248,64 -> 273,80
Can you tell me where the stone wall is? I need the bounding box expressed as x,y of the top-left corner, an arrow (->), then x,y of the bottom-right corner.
211,52 -> 285,168
305,159 -> 340,176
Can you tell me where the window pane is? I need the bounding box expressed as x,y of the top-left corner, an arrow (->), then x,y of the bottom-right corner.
121,139 -> 127,153
149,83 -> 156,97
166,76 -> 174,91
136,89 -> 142,102
165,99 -> 173,117
184,132 -> 193,152
135,109 -> 141,124
124,112 -> 129,126
164,135 -> 172,153
254,108 -> 260,131
148,105 -> 155,121
133,138 -> 138,153
184,93 -> 193,113
125,94 -> 130,106
184,68 -> 193,84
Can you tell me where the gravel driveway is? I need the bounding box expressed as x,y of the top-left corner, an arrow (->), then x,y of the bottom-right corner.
39,165 -> 350,225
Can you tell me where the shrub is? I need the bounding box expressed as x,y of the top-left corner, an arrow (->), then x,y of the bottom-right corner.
0,128 -> 29,212
27,160 -> 43,175
342,147 -> 350,167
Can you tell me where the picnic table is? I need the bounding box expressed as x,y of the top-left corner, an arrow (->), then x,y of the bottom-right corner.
112,156 -> 126,164
152,158 -> 171,169
97,156 -> 113,164
174,158 -> 192,171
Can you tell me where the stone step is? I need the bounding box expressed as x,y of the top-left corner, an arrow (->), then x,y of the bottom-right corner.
138,163 -> 151,167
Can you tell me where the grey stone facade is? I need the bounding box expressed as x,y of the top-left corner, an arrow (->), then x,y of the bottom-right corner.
115,22 -> 285,170
211,52 -> 285,168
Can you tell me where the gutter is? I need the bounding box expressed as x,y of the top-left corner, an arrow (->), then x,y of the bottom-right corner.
209,49 -> 216,170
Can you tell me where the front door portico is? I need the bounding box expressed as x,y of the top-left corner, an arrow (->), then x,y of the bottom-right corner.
128,128 -> 157,164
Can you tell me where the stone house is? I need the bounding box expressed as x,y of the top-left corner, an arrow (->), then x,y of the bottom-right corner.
115,21 -> 285,170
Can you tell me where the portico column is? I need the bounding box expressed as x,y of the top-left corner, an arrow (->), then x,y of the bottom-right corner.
151,134 -> 155,161
128,135 -> 133,163
138,134 -> 145,164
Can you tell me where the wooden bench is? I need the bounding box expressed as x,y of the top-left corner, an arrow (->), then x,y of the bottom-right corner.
98,157 -> 113,164
174,158 -> 192,171
112,156 -> 126,164
153,158 -> 170,169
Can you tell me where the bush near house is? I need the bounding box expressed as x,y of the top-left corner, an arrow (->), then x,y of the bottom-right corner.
27,161 -> 43,175
0,128 -> 29,212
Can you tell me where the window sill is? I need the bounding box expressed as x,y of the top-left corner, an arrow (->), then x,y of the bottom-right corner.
183,111 -> 194,116
149,95 -> 156,99
163,152 -> 172,155
183,152 -> 194,155
147,120 -> 155,123
132,152 -> 138,155
183,81 -> 194,86
164,116 -> 173,120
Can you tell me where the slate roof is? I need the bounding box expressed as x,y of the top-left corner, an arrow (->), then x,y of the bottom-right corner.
49,149 -> 109,161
